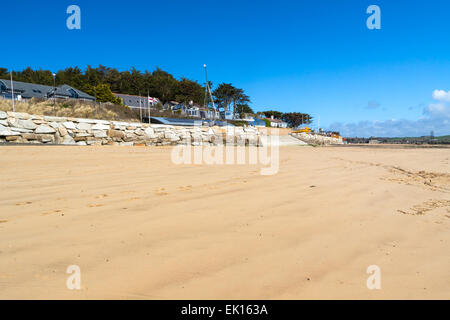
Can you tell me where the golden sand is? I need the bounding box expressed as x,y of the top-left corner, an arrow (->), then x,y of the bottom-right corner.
0,145 -> 449,299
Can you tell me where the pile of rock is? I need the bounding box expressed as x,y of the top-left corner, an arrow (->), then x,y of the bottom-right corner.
0,111 -> 262,147
290,132 -> 343,145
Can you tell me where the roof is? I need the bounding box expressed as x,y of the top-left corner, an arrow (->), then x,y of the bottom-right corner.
199,107 -> 218,112
150,117 -> 202,126
249,118 -> 266,124
54,84 -> 94,100
0,79 -> 94,100
114,93 -> 159,108
0,79 -> 54,99
267,118 -> 286,123
149,117 -> 230,127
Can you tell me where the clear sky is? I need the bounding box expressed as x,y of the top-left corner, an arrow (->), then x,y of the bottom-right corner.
2,0 -> 450,137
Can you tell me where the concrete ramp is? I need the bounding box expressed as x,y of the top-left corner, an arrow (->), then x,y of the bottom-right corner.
260,134 -> 308,147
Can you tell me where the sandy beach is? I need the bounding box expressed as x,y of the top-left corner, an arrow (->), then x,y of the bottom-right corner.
0,145 -> 449,299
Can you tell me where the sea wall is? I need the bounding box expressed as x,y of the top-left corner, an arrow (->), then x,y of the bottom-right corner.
290,132 -> 344,145
0,111 -> 261,146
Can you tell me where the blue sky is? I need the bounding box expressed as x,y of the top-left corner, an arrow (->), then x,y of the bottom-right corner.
2,0 -> 450,137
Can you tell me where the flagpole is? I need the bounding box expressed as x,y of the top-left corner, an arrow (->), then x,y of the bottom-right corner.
139,93 -> 142,122
148,89 -> 151,124
10,72 -> 15,112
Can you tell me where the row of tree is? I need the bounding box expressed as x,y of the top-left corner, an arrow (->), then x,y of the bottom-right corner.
258,111 -> 313,128
0,65 -> 255,111
0,66 -> 208,105
211,83 -> 251,114
0,66 -> 313,127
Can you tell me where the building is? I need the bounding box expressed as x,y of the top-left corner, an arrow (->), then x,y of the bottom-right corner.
240,113 -> 255,122
199,108 -> 220,119
113,93 -> 160,110
172,102 -> 198,117
172,101 -> 220,120
221,110 -> 234,120
161,101 -> 180,111
237,114 -> 265,127
0,79 -> 94,101
249,118 -> 267,127
267,116 -> 288,128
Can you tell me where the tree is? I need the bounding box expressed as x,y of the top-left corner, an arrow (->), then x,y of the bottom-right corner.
129,67 -> 145,95
175,78 -> 205,105
262,110 -> 283,119
84,65 -> 101,86
56,67 -> 84,89
84,83 -> 122,105
104,68 -> 122,92
262,118 -> 271,127
282,112 -> 313,128
149,68 -> 178,103
213,83 -> 252,116
0,65 -> 253,111
236,104 -> 254,115
232,88 -> 251,115
213,83 -> 236,111
0,68 -> 8,78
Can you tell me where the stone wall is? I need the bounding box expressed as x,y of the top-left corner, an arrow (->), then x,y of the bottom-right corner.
290,132 -> 344,145
0,111 -> 261,146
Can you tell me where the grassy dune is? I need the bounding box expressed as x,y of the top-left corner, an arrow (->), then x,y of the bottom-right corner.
0,98 -> 140,121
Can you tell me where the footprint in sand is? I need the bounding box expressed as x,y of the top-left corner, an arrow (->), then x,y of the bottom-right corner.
41,210 -> 63,216
155,188 -> 169,196
15,201 -> 32,206
178,185 -> 193,192
95,194 -> 109,199
398,199 -> 450,216
88,204 -> 104,208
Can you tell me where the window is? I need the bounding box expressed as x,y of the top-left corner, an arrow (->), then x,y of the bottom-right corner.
68,89 -> 79,98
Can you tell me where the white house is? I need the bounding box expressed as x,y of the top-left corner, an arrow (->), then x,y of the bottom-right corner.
268,116 -> 288,128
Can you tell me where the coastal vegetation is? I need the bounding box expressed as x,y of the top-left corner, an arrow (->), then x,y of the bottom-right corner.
346,135 -> 450,145
0,98 -> 140,121
0,66 -> 220,107
0,66 -> 313,127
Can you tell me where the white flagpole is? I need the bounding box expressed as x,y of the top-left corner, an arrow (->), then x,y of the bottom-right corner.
10,72 -> 15,112
139,97 -> 142,122
148,89 -> 151,124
